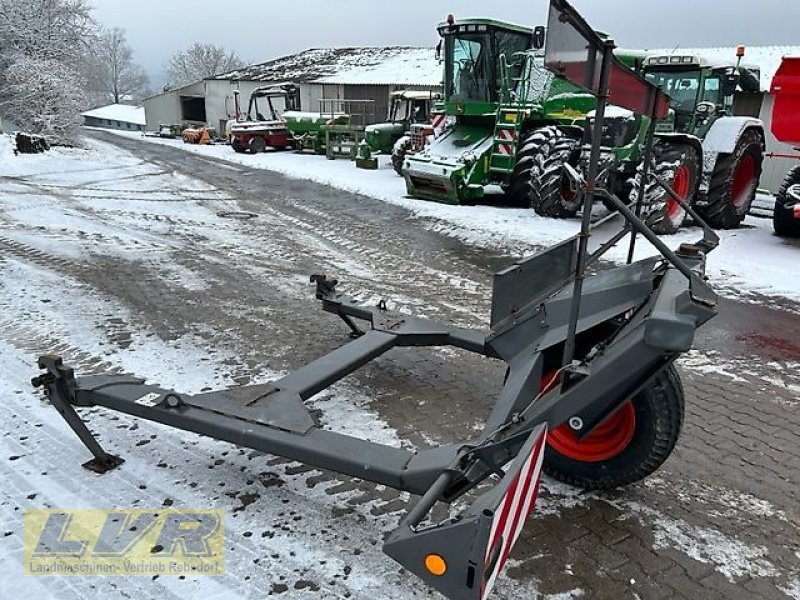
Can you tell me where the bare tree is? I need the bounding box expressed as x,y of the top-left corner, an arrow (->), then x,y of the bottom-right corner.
0,0 -> 96,67
0,0 -> 100,142
166,43 -> 245,87
93,27 -> 149,104
2,55 -> 85,142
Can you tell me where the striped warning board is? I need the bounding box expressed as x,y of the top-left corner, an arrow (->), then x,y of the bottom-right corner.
430,113 -> 447,137
481,424 -> 547,600
495,129 -> 517,156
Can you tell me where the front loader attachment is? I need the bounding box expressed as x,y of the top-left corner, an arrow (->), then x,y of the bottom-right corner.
28,2 -> 721,598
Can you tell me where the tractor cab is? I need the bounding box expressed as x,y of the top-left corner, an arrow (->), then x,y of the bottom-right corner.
438,16 -> 534,114
244,83 -> 300,123
642,54 -> 760,135
388,90 -> 438,125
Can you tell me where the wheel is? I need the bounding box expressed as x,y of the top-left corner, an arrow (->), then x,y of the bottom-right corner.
629,142 -> 701,235
248,136 -> 267,154
543,364 -> 684,490
774,166 -> 800,237
508,126 -> 582,217
697,128 -> 763,229
506,126 -> 561,208
391,135 -> 412,175
231,138 -> 246,153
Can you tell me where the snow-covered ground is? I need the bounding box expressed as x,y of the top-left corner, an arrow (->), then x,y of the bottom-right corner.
106,129 -> 800,306
2,135 -> 798,599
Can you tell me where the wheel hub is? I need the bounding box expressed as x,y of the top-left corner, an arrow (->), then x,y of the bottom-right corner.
548,401 -> 637,462
731,154 -> 757,208
665,163 -> 691,222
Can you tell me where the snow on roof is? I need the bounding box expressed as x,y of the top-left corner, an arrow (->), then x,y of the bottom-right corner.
645,45 -> 800,91
214,47 -> 441,87
81,104 -> 145,125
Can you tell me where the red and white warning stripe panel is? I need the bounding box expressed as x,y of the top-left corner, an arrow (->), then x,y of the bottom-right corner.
481,424 -> 548,600
495,129 -> 517,156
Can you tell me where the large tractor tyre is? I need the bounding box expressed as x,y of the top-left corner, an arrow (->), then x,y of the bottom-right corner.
248,136 -> 267,154
391,135 -> 412,176
533,136 -> 583,218
629,143 -> 701,235
697,128 -> 764,229
773,166 -> 800,237
231,138 -> 246,153
506,126 -> 563,209
543,364 -> 684,490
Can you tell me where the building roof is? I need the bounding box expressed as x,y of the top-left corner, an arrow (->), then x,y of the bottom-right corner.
213,47 -> 441,87
81,104 -> 145,125
645,45 -> 800,91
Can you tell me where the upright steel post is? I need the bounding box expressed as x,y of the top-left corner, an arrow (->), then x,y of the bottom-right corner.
627,117 -> 658,264
561,40 -> 615,384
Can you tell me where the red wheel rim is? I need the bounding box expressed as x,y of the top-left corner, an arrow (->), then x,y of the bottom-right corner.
561,175 -> 577,202
541,371 -> 637,462
731,154 -> 757,208
666,163 -> 691,221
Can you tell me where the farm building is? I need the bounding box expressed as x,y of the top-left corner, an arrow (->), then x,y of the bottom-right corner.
142,47 -> 441,135
82,104 -> 146,132
646,45 -> 800,192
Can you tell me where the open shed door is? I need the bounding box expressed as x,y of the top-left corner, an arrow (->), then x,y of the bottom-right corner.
771,57 -> 800,145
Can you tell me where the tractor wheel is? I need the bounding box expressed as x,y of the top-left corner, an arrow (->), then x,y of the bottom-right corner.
543,364 -> 684,490
231,138 -> 246,153
248,136 -> 267,154
521,129 -> 583,217
506,126 -> 563,209
629,142 -> 701,235
392,135 -> 412,175
773,166 -> 800,237
697,128 -> 764,229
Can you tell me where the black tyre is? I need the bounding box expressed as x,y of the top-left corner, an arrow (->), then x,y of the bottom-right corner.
543,364 -> 684,490
231,138 -> 246,153
506,126 -> 562,209
391,135 -> 412,176
532,135 -> 583,218
697,128 -> 764,229
773,166 -> 800,237
629,142 -> 701,235
248,136 -> 267,154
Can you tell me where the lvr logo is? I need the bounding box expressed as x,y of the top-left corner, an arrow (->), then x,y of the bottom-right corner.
25,509 -> 224,576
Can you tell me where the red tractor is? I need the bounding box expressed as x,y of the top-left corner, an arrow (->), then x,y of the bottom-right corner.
229,84 -> 301,154
770,57 -> 800,237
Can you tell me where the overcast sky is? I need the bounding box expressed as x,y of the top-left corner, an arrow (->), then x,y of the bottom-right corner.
89,0 -> 800,86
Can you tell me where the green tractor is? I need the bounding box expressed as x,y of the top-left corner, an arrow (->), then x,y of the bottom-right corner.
402,16 -> 644,206
356,90 -> 441,170
532,50 -> 765,233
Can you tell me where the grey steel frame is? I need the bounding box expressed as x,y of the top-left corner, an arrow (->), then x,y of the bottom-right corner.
31,2 -> 720,598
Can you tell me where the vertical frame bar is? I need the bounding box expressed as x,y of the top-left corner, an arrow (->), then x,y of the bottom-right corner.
560,41 -> 616,383
627,118 -> 658,264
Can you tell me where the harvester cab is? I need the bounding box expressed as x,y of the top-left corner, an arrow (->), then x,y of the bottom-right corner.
229,84 -> 300,154
532,48 -> 765,234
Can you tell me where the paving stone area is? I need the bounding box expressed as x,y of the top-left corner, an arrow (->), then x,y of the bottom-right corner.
1,132 -> 797,599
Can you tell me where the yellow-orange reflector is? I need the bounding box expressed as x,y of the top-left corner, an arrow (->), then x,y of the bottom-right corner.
425,554 -> 447,576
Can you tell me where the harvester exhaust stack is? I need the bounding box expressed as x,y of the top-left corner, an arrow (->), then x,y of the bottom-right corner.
29,2 -> 719,598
